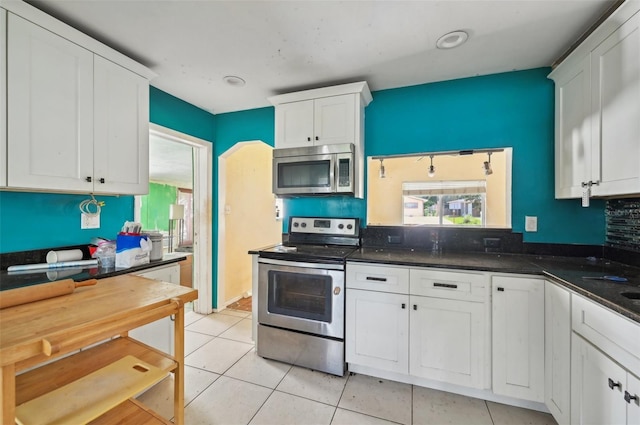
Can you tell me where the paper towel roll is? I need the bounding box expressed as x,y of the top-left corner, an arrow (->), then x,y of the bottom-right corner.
46,249 -> 83,264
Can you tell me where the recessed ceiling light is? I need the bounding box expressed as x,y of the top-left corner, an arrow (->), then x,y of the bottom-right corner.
223,75 -> 246,87
436,30 -> 469,49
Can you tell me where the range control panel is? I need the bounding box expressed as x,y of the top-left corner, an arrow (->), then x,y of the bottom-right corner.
289,217 -> 358,236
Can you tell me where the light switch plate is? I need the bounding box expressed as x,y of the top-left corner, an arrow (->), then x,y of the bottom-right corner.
81,213 -> 100,229
525,216 -> 537,232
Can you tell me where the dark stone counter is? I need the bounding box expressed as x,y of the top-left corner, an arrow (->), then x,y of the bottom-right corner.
347,248 -> 640,323
0,254 -> 188,291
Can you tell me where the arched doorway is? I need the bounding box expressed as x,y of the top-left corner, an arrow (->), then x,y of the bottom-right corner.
217,141 -> 281,309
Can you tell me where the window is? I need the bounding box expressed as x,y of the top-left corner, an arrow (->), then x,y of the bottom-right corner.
402,181 -> 486,226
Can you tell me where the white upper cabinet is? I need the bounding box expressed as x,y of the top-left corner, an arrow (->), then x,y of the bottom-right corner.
270,83 -> 370,150
590,11 -> 640,196
552,56 -> 591,199
2,2 -> 155,195
549,2 -> 640,199
275,93 -> 357,148
7,13 -> 95,193
94,56 -> 149,194
0,8 -> 7,188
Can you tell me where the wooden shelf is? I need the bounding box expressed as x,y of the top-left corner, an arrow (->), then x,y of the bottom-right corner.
89,399 -> 172,425
15,337 -> 176,407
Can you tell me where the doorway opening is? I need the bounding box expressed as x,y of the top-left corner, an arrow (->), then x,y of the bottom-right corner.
135,124 -> 213,314
217,141 -> 281,312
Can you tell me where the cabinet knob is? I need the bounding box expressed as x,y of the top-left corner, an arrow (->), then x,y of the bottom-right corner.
99,178 -> 105,184
307,137 -> 311,142
85,176 -> 92,182
624,391 -> 639,404
401,303 -> 406,309
608,378 -> 621,390
413,304 -> 417,311
315,136 -> 319,141
497,287 -> 504,292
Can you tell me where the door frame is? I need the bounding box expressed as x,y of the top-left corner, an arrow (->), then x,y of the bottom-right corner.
149,123 -> 213,314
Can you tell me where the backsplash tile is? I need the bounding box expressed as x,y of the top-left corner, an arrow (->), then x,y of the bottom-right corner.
606,198 -> 640,253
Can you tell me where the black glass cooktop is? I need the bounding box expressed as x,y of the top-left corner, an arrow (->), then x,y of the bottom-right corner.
259,244 -> 358,263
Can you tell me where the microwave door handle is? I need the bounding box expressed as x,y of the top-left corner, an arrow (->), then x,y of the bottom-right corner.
331,156 -> 337,193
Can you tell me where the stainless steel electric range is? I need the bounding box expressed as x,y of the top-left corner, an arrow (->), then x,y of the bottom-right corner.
256,216 -> 360,376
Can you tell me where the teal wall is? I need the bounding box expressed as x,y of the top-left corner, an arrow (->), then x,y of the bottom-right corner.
365,68 -> 605,244
0,87 -> 215,254
214,68 -> 605,244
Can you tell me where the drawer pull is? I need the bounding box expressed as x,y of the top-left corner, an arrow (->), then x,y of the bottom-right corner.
608,378 -> 621,390
366,276 -> 387,282
624,391 -> 638,403
433,282 -> 457,289
413,304 -> 417,311
401,303 -> 406,309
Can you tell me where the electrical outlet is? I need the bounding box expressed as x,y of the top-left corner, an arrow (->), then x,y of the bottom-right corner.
525,216 -> 537,232
81,213 -> 100,229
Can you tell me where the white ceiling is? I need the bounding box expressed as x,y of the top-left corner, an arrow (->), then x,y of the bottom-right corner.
26,0 -> 616,115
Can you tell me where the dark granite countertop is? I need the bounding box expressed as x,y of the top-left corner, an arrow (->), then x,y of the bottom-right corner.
347,248 -> 640,323
0,254 -> 188,291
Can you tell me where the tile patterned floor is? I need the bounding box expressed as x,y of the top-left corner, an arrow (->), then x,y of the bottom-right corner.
137,309 -> 558,425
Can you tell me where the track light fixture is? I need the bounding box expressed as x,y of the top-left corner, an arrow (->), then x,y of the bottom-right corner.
428,155 -> 436,178
483,152 -> 493,175
379,158 -> 386,178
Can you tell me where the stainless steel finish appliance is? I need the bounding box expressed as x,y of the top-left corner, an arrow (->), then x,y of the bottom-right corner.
257,216 -> 360,376
272,144 -> 355,196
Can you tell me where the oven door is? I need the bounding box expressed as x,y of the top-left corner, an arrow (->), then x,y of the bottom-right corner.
258,258 -> 345,339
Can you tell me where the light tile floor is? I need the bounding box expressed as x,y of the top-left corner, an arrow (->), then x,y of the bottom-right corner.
137,309 -> 558,425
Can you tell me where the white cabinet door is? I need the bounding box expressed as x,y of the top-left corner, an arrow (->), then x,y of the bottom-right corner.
94,56 -> 149,195
0,8 -> 6,187
129,264 -> 180,355
492,276 -> 544,402
545,281 -> 571,424
345,288 -> 409,374
571,334 -> 627,425
410,295 -> 487,388
628,372 -> 640,425
274,99 -> 315,149
314,94 -> 357,146
553,56 -> 591,199
591,11 -> 640,197
7,13 -> 94,192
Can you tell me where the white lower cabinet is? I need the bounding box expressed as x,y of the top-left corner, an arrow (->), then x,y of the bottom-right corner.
345,288 -> 409,374
545,280 -> 572,424
571,334 -> 640,425
492,275 -> 545,403
129,263 -> 180,354
346,263 -> 489,390
410,295 -> 487,388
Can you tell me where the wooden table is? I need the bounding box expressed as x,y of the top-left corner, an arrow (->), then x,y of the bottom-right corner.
0,274 -> 198,424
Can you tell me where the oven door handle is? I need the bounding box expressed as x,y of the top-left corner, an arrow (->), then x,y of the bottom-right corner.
258,257 -> 344,271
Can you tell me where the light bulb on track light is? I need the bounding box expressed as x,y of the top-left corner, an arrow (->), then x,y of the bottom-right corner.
428,155 -> 436,178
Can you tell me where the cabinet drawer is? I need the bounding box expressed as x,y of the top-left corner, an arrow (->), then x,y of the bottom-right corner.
410,268 -> 489,302
572,294 -> 640,375
346,263 -> 409,294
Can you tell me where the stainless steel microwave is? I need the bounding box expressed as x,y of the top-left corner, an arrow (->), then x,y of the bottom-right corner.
273,144 -> 355,196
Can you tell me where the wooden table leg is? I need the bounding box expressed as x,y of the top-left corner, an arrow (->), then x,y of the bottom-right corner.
174,308 -> 185,425
1,364 -> 16,425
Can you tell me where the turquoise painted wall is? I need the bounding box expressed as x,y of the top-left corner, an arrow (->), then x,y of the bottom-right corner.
214,68 -> 605,244
365,68 -> 605,244
0,87 -> 215,254
0,192 -> 132,252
